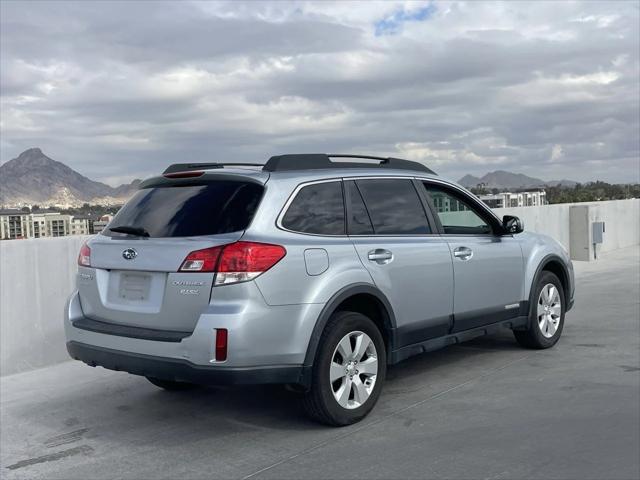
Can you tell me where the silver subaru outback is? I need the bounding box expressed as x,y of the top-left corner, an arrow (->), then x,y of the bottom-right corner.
65,154 -> 575,426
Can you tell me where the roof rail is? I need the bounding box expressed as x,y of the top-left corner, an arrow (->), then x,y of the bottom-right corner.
163,154 -> 436,175
263,154 -> 436,174
162,163 -> 264,174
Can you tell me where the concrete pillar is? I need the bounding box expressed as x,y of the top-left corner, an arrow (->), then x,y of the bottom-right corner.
570,205 -> 592,261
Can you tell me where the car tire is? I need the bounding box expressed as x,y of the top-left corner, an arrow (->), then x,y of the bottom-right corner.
146,376 -> 197,391
514,271 -> 565,349
302,311 -> 386,426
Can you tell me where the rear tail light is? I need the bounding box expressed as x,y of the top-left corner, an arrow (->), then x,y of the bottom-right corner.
179,241 -> 286,286
78,242 -> 91,267
179,246 -> 223,272
215,329 -> 228,361
215,241 -> 286,285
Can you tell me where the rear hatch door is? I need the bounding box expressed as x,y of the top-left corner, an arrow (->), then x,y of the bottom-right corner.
78,175 -> 264,333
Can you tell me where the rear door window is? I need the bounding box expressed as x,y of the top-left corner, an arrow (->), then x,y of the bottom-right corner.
281,181 -> 345,235
104,181 -> 263,238
355,179 -> 431,235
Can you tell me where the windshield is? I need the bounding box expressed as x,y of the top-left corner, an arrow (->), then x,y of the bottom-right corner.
104,181 -> 263,238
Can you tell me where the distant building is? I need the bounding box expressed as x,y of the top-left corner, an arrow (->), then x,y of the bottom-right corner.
92,214 -> 113,234
70,216 -> 94,236
431,194 -> 469,213
0,210 -> 31,239
478,190 -> 547,209
0,210 -> 97,239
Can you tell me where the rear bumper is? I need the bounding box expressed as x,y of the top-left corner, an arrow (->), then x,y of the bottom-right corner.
67,341 -> 309,386
65,289 -> 323,369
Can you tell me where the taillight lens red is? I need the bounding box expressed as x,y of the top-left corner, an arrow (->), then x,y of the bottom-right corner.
178,241 -> 286,286
179,246 -> 223,272
78,242 -> 91,267
217,242 -> 286,272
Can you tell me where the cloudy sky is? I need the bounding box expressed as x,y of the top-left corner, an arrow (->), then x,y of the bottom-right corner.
1,1 -> 638,185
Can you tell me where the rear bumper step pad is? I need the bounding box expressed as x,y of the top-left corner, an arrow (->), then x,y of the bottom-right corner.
72,317 -> 192,343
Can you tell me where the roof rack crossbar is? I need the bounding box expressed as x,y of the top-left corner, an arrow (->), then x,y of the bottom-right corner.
263,154 -> 436,174
163,163 -> 264,174
328,154 -> 389,162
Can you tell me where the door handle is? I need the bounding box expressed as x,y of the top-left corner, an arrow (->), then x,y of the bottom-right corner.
453,247 -> 473,260
368,249 -> 393,264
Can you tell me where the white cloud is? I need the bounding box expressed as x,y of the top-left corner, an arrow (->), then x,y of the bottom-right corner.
551,144 -> 564,162
1,0 -> 638,183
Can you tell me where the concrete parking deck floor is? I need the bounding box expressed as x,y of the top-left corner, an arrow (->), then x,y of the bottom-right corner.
2,247 -> 639,480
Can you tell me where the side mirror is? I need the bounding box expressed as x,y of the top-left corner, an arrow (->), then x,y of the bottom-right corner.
502,215 -> 524,234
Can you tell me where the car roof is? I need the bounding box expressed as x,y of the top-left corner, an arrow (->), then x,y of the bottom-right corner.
265,168 -> 441,182
145,166 -> 448,188
159,154 -> 439,185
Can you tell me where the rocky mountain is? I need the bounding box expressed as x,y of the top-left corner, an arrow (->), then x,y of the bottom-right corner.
458,170 -> 577,190
0,148 -> 581,207
458,174 -> 483,187
0,148 -> 140,207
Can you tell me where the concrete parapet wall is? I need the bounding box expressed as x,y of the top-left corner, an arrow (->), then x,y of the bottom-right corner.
497,203 -> 572,252
0,199 -> 638,377
496,199 -> 640,259
1,236 -> 88,376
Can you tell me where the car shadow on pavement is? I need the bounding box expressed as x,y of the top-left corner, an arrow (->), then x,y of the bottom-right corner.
13,331 -> 526,445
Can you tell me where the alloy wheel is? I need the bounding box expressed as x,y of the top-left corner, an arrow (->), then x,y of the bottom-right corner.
537,283 -> 562,338
329,331 -> 379,409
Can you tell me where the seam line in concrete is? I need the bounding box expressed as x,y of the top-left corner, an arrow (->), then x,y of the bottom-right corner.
241,354 -> 531,480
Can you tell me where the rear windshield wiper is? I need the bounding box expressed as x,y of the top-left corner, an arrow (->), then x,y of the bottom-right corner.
108,225 -> 150,237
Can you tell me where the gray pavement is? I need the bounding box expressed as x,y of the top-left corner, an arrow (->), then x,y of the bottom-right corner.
2,247 -> 639,480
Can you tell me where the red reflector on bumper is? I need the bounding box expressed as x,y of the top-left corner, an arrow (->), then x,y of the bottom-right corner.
215,329 -> 228,362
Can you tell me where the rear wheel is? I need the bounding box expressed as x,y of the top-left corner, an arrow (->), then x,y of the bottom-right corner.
514,271 -> 565,349
302,311 -> 386,426
146,376 -> 197,391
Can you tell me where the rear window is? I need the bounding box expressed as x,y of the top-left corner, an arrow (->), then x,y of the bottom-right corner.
104,181 -> 263,238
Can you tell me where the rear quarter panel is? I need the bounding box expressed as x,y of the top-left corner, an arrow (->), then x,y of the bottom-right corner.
243,175 -> 375,307
251,233 -> 373,306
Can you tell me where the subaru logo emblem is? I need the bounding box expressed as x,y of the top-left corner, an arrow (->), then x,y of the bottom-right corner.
122,248 -> 137,260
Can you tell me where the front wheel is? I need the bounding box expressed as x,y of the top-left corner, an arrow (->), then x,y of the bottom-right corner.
302,311 -> 386,426
514,271 -> 565,349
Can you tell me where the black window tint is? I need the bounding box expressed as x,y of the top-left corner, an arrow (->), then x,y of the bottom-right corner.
104,181 -> 263,238
347,181 -> 374,235
423,183 -> 492,235
282,182 -> 345,235
356,179 -> 430,235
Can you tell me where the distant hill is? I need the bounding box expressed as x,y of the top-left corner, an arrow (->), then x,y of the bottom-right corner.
0,149 -> 582,207
458,174 -> 483,187
0,148 -> 140,207
545,179 -> 579,187
458,170 -> 577,190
